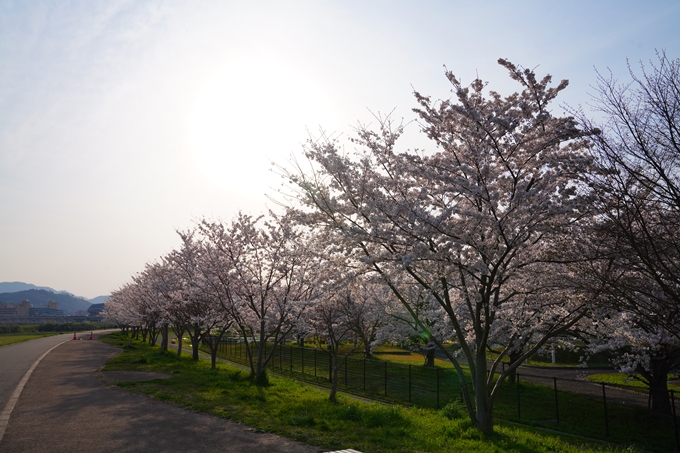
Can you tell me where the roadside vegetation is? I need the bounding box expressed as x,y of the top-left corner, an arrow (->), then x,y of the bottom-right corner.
101,332 -> 654,453
0,332 -> 59,347
0,322 -> 115,347
586,373 -> 680,392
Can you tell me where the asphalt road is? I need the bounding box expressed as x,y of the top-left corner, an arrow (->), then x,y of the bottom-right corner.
0,333 -> 74,411
0,332 -> 322,453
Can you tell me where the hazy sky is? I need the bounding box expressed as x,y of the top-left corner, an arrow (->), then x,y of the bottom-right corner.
1,0 -> 679,299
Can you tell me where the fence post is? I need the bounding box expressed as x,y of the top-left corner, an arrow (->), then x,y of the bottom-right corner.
290,345 -> 293,372
363,359 -> 366,391
329,353 -> 332,381
553,377 -> 559,425
408,364 -> 412,403
517,373 -> 521,419
671,389 -> 679,452
384,361 -> 388,396
344,357 -> 348,387
301,346 -> 304,376
602,383 -> 609,436
436,367 -> 440,409
314,348 -> 317,377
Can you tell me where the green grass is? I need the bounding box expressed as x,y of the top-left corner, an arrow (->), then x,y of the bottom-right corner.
0,332 -> 60,347
101,333 -> 656,453
212,339 -> 679,452
481,347 -> 611,368
586,373 -> 680,392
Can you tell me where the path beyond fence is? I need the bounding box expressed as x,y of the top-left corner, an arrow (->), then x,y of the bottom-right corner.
212,339 -> 679,452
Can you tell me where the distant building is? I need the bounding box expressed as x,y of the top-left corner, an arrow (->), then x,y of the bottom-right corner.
47,300 -> 58,309
16,300 -> 31,316
0,302 -> 15,316
74,310 -> 89,317
88,303 -> 106,316
30,306 -> 64,317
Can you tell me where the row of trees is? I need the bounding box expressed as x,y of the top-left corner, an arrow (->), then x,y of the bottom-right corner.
105,53 -> 680,433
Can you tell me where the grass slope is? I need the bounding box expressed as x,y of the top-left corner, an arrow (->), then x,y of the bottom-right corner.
0,332 -> 59,347
101,333 -> 643,453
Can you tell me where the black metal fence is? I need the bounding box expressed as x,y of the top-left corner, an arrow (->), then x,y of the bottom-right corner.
213,339 -> 679,452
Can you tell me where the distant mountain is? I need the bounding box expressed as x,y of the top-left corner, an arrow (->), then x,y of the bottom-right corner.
0,289 -> 91,314
89,295 -> 110,304
0,282 -> 58,293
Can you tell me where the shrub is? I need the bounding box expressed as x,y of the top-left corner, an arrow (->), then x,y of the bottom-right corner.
441,399 -> 467,420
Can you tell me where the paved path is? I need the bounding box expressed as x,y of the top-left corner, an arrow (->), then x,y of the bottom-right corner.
0,334 -> 321,453
512,366 -> 652,408
0,333 -> 74,411
433,349 -> 655,408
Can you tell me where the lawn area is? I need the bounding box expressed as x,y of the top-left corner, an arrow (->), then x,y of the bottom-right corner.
0,332 -> 60,347
586,373 -> 680,392
102,332 -> 652,453
211,339 -> 679,452
372,345 -> 453,368
481,346 -> 611,368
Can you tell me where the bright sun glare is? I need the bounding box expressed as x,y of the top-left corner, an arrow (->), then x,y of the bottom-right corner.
188,58 -> 334,193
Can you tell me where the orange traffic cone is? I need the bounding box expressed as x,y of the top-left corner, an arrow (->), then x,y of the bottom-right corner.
89,332 -> 93,340
73,332 -> 77,340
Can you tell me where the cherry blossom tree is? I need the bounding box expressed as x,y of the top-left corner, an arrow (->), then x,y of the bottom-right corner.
198,213 -> 319,380
285,59 -> 595,432
574,52 -> 680,413
380,283 -> 453,367
164,229 -> 229,362
307,289 -> 359,403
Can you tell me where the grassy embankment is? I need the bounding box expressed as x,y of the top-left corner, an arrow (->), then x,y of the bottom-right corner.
0,332 -> 59,347
101,332 -> 653,453
207,340 -> 679,452
586,373 -> 680,392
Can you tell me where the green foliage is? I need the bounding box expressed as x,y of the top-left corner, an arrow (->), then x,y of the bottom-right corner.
0,324 -> 21,334
36,321 -> 116,332
441,399 -> 467,420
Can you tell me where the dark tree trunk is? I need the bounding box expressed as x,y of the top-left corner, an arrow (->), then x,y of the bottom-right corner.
424,347 -> 435,367
160,325 -> 169,352
363,343 -> 373,360
638,357 -> 674,415
423,341 -> 436,367
173,326 -> 186,357
506,350 -> 523,385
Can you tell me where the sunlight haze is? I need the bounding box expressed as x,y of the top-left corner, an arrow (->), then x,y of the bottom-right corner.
1,0 -> 679,298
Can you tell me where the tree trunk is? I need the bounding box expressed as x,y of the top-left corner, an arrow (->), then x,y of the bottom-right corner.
363,344 -> 373,360
506,350 -> 522,385
173,326 -> 185,357
207,337 -> 218,370
423,347 -> 435,367
329,353 -> 340,403
192,336 -> 200,361
160,325 -> 169,352
474,350 -> 494,433
639,359 -> 673,414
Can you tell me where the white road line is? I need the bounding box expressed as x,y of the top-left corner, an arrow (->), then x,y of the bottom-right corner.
0,339 -> 71,444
